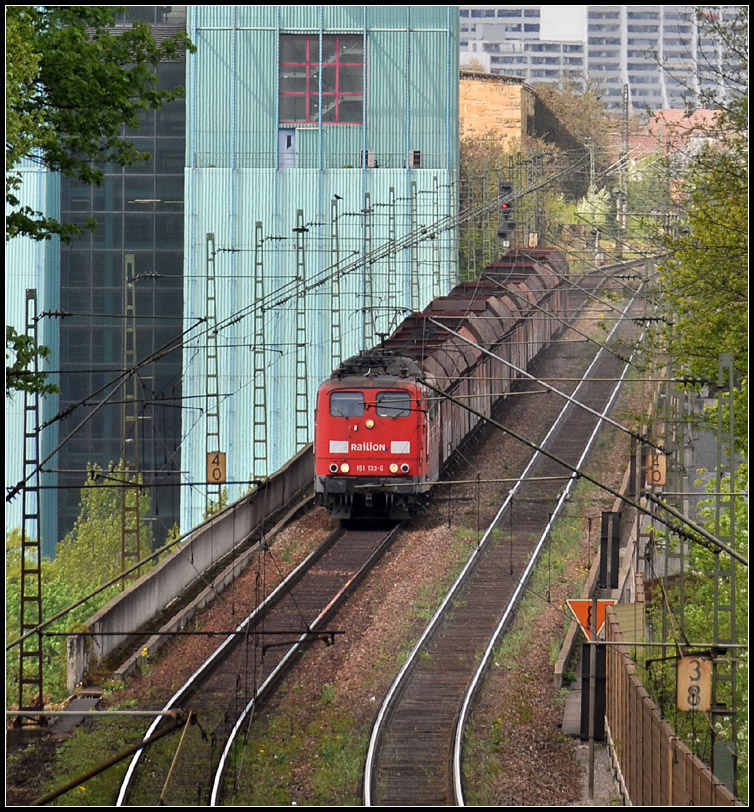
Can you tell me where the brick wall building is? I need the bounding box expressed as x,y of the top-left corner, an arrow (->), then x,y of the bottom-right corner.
459,70 -> 534,142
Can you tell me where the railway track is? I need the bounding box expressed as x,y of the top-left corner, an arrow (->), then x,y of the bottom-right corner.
364,279 -> 647,805
116,521 -> 402,806
116,259 -> 648,806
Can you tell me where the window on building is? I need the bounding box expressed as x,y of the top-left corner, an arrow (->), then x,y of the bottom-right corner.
279,34 -> 363,125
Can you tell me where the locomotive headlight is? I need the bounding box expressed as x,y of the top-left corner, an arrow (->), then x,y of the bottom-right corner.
400,463 -> 410,474
389,463 -> 399,474
340,462 -> 350,473
329,463 -> 339,473
365,418 -> 375,429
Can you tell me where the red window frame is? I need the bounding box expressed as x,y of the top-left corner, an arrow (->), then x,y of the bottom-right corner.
279,34 -> 364,125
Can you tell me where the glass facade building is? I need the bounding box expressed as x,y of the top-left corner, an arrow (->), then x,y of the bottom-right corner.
55,6 -> 188,545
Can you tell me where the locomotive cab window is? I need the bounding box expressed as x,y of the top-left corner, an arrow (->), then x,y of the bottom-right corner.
376,391 -> 411,418
330,391 -> 364,417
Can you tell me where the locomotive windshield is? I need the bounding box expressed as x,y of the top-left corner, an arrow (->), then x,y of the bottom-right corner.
330,391 -> 364,417
376,390 -> 411,418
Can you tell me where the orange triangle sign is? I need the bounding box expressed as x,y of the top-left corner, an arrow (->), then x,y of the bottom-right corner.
566,599 -> 617,640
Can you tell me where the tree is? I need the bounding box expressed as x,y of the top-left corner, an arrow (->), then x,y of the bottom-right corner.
5,325 -> 59,398
53,463 -> 154,591
6,463 -> 154,701
644,464 -> 748,799
532,77 -> 623,201
576,186 -> 614,233
656,9 -> 748,449
5,6 -> 194,396
6,5 -> 194,242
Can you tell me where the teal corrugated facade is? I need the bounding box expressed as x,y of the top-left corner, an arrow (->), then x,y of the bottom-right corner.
181,5 -> 459,529
5,165 -> 61,554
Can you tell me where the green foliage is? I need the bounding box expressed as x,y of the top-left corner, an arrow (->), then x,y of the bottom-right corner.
6,7 -> 194,399
5,6 -> 44,179
55,463 -> 154,590
204,487 -> 230,519
5,325 -> 59,397
576,186 -> 614,232
234,702 -> 366,806
654,8 -> 748,450
458,135 -> 564,278
533,76 -> 622,200
320,682 -> 336,706
534,76 -> 617,160
686,465 -> 747,634
6,463 -> 154,703
458,80 -> 621,279
625,156 -> 674,241
643,464 -> 747,800
5,5 -> 194,242
458,134 -> 513,278
657,145 -> 748,445
38,716 -> 145,805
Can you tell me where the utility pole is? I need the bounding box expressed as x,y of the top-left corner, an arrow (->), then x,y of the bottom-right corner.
294,209 -> 309,450
205,234 -> 223,514
253,222 -> 268,479
17,289 -> 44,718
616,84 -> 630,257
330,200 -> 342,371
711,353 -> 739,793
121,254 -> 142,578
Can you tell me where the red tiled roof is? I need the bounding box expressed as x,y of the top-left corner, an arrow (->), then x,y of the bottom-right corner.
630,109 -> 722,156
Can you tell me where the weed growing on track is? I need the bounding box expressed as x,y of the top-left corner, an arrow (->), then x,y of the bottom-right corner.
29,716 -> 143,806
229,683 -> 366,806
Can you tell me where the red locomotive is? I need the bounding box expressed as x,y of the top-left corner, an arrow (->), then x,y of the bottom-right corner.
314,250 -> 566,519
314,353 -> 438,519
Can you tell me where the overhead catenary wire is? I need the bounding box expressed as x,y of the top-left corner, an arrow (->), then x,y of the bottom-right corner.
10,153 -> 593,505
426,315 -> 664,454
417,376 -> 745,567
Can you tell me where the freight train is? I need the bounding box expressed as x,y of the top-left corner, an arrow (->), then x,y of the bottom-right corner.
313,249 -> 567,519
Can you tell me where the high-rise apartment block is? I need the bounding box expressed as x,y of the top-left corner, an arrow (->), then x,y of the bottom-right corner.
460,5 -> 740,112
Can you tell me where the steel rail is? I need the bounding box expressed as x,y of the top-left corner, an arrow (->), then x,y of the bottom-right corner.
209,522 -> 404,806
363,292 -> 638,806
452,311 -> 640,805
115,525 -> 344,806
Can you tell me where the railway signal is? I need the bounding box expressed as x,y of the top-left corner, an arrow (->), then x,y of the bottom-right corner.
497,181 -> 516,240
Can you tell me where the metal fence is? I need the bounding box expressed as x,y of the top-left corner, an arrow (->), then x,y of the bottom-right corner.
604,608 -> 743,806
